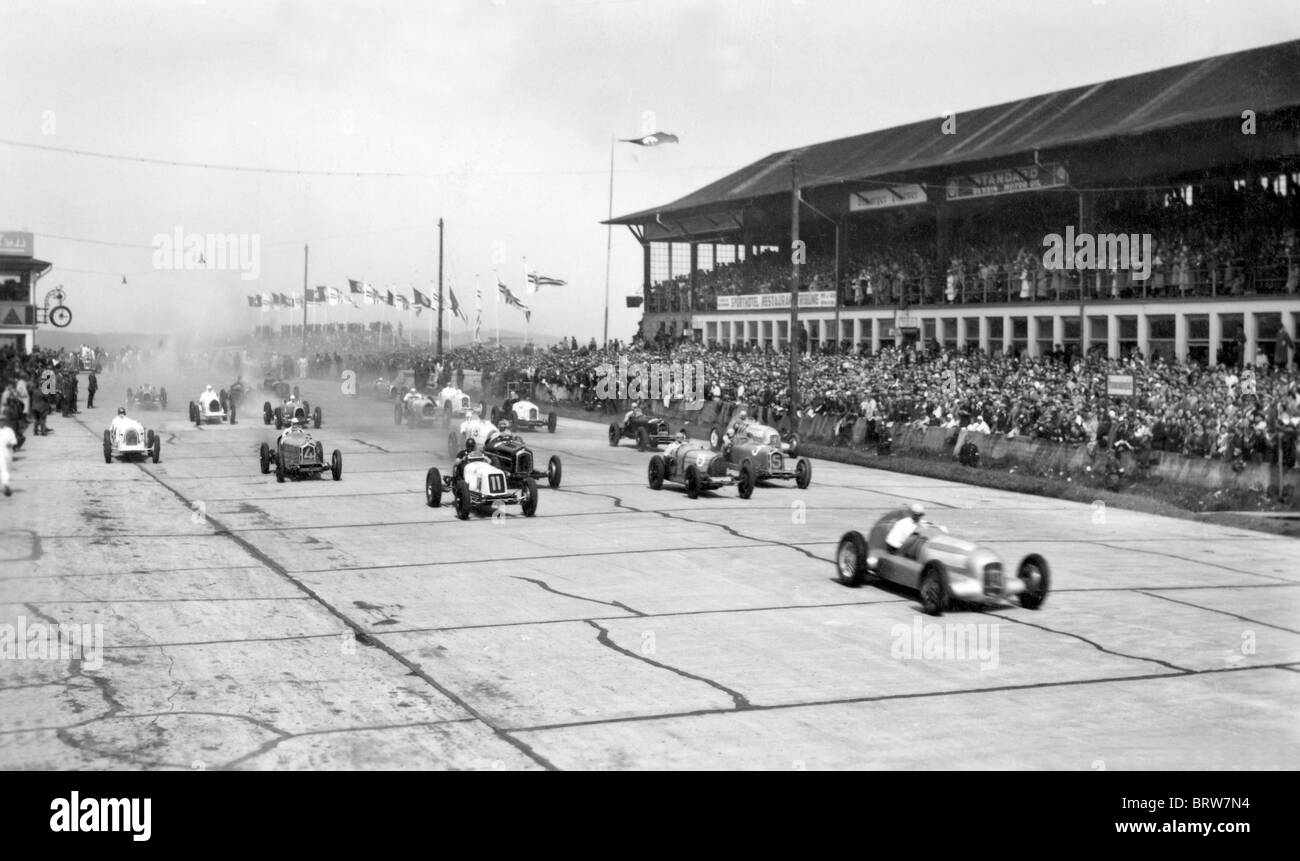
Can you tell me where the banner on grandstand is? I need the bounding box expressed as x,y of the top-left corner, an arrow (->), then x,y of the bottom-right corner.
945,163 -> 1068,201
849,184 -> 926,212
895,313 -> 920,330
716,291 -> 836,310
1106,374 -> 1134,397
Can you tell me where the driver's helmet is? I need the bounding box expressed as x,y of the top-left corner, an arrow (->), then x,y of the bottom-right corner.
675,431 -> 687,443
117,407 -> 126,416
509,389 -> 518,400
464,437 -> 476,452
908,502 -> 925,520
287,418 -> 304,432
497,419 -> 510,432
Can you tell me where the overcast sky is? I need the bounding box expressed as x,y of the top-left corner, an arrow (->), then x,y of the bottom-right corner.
3,0 -> 1298,342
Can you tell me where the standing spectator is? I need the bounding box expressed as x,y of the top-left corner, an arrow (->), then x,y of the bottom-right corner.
87,371 -> 98,408
29,385 -> 47,436
1275,327 -> 1294,371
0,417 -> 14,496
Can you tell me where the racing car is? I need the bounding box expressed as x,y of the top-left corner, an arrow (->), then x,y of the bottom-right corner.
608,413 -> 679,450
424,456 -> 539,519
126,384 -> 167,411
103,414 -> 161,464
436,386 -> 478,426
712,420 -> 812,489
491,389 -> 558,433
264,395 -> 321,429
259,422 -> 342,483
834,507 -> 1050,616
648,441 -> 754,499
262,377 -> 294,400
394,389 -> 442,427
189,387 -> 229,425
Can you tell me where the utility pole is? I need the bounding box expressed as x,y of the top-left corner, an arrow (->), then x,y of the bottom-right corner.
437,218 -> 444,359
788,156 -> 801,415
302,244 -> 309,352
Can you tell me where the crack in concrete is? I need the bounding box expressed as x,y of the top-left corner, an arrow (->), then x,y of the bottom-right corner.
511,576 -> 645,616
985,611 -> 1194,673
585,619 -> 751,710
1134,589 -> 1300,636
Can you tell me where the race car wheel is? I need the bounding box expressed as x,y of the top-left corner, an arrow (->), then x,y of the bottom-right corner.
737,463 -> 755,499
1016,554 -> 1051,610
263,402 -> 273,425
836,531 -> 868,587
275,458 -> 285,484
520,477 -> 538,517
786,434 -> 800,458
919,562 -> 950,617
151,436 -> 161,464
454,480 -> 471,520
636,427 -> 649,452
103,430 -> 112,464
274,407 -> 283,428
708,426 -> 722,451
189,402 -> 198,424
146,429 -> 156,448
546,411 -> 557,433
425,467 -> 443,507
648,455 -> 665,490
160,388 -> 167,410
394,403 -> 403,426
259,442 -> 271,474
795,457 -> 812,489
684,465 -> 702,499
313,407 -> 322,429
546,455 -> 562,489
330,449 -> 343,481
608,424 -> 619,446
448,433 -> 459,460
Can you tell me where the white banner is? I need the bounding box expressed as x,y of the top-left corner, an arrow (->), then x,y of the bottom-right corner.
716,291 -> 836,311
849,184 -> 926,211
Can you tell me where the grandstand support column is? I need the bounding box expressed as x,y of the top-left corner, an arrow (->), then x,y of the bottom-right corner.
1027,316 -> 1040,358
870,317 -> 881,354
1175,313 -> 1188,362
1107,313 -> 1120,359
1209,312 -> 1222,365
956,317 -> 967,352
978,316 -> 990,354
1137,313 -> 1151,359
1244,311 -> 1258,365
853,317 -> 862,353
1002,314 -> 1014,355
689,244 -> 698,313
1052,316 -> 1065,352
1283,311 -> 1297,355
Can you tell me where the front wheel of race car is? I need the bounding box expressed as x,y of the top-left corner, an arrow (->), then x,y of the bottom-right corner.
314,407 -> 322,429
275,458 -> 285,484
786,433 -> 800,458
919,562 -> 950,617
329,449 -> 342,481
795,457 -> 812,489
151,436 -> 161,464
1016,554 -> 1051,610
737,463 -> 755,499
146,429 -> 156,449
263,402 -> 272,425
102,430 -> 112,464
259,442 -> 271,474
684,464 -> 702,499
520,477 -> 539,517
836,531 -> 868,587
425,467 -> 443,507
708,426 -> 722,451
648,455 -> 665,490
453,480 -> 471,520
636,427 -> 649,452
546,455 -> 562,489
547,412 -> 557,433
188,402 -> 198,424
607,424 -> 619,446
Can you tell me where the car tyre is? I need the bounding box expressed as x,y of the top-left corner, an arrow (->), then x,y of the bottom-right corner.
314,407 -> 322,429
454,479 -> 471,520
426,467 -> 443,507
520,477 -> 538,517
684,464 -> 701,499
919,562 -> 950,616
102,430 -> 112,464
1016,554 -> 1051,610
608,424 -> 619,446
546,411 -> 557,433
795,457 -> 812,489
490,406 -> 499,423
263,402 -> 273,424
648,455 -> 665,490
836,531 -> 868,587
787,433 -> 800,458
546,455 -> 562,489
330,449 -> 342,481
189,402 -> 198,424
151,436 -> 161,464
275,457 -> 285,484
708,426 -> 722,451
737,463 -> 755,499
259,442 -> 271,474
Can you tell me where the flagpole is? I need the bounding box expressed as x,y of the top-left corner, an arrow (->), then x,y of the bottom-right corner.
494,272 -> 501,348
522,256 -> 529,347
437,218 -> 444,359
302,244 -> 309,353
603,134 -> 614,348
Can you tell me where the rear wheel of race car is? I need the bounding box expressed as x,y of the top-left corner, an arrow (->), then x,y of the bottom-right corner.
425,467 -> 443,507
546,455 -> 562,489
795,457 -> 812,489
454,480 -> 471,520
330,449 -> 342,481
684,465 -> 702,499
102,430 -> 112,464
708,426 -> 722,451
636,427 -> 649,452
836,531 -> 868,587
648,455 -> 665,490
1016,554 -> 1051,610
159,388 -> 167,410
546,411 -> 557,433
313,407 -> 322,429
393,403 -> 403,426
146,429 -> 156,448
275,457 -> 285,484
737,463 -> 755,499
259,442 -> 271,474
263,402 -> 272,425
520,477 -> 538,517
151,436 -> 161,464
274,407 -> 283,429
607,424 -> 619,446
919,562 -> 950,617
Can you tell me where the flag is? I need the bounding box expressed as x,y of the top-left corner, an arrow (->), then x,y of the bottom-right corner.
449,287 -> 466,322
474,280 -> 482,342
527,271 -> 566,291
347,279 -> 367,295
395,293 -> 409,311
620,131 -> 679,146
496,276 -> 530,314
525,309 -> 531,324
385,289 -> 395,307
413,287 -> 432,317
326,287 -> 343,306
312,286 -> 327,304
260,292 -> 272,310
247,295 -> 260,307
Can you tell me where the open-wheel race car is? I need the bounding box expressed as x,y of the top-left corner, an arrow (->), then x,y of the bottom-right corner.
126,384 -> 167,411
491,387 -> 557,433
834,507 -> 1050,616
424,455 -> 539,520
394,389 -> 443,427
189,387 -> 229,425
712,420 -> 812,489
259,423 -> 342,483
436,386 -> 478,426
609,413 -> 680,450
103,415 -> 161,464
264,395 -> 321,429
262,377 -> 295,400
648,440 -> 754,499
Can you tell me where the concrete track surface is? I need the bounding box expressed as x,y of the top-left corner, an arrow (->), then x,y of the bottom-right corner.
2,370 -> 1298,770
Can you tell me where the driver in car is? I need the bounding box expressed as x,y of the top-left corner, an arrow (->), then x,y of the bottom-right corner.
722,409 -> 750,454
623,400 -> 643,427
452,435 -> 486,484
885,502 -> 946,559
664,430 -> 689,460
503,389 -> 520,416
279,417 -> 308,444
202,384 -> 218,405
110,406 -> 132,442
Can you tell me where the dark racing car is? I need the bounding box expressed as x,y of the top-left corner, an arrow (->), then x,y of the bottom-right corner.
609,412 -> 679,450
259,422 -> 342,483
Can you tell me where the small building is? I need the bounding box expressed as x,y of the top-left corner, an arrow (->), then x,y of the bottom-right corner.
0,231 -> 53,354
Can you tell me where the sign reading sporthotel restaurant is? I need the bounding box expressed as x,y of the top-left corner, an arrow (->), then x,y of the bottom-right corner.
0,231 -> 35,257
716,291 -> 836,311
849,184 -> 927,212
946,164 -> 1068,201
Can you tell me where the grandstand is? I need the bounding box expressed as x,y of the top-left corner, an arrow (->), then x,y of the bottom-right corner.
607,40 -> 1300,366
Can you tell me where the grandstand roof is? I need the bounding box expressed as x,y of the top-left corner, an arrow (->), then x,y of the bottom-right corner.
609,39 -> 1300,227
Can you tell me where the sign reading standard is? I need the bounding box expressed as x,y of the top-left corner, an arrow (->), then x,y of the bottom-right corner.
1106,374 -> 1134,397
716,291 -> 836,311
946,164 -> 1068,201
